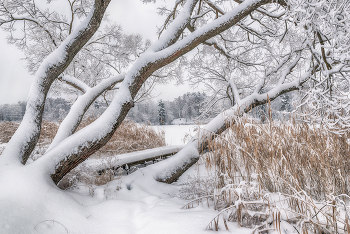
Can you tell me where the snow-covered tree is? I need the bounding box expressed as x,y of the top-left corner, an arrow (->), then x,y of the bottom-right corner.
158,99 -> 166,125
0,0 -> 350,217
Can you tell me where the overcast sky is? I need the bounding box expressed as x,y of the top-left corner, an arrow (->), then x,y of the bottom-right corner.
0,0 -> 193,105
0,33 -> 34,105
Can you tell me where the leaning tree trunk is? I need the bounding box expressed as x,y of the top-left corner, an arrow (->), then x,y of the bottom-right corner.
42,0 -> 271,184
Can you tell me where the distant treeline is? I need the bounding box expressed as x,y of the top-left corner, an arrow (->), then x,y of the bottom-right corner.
0,91 -> 294,124
0,98 -> 70,122
0,92 -> 209,125
128,92 -> 208,125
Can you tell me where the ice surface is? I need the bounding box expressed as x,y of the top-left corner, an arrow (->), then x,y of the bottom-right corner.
152,125 -> 199,145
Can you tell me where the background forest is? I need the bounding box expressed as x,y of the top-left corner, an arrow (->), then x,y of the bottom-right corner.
0,91 -> 294,124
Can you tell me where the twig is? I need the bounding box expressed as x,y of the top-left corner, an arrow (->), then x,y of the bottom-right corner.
34,219 -> 68,233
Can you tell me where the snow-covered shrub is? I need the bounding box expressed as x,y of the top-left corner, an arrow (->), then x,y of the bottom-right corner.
57,158 -> 121,192
199,180 -> 350,233
179,174 -> 216,200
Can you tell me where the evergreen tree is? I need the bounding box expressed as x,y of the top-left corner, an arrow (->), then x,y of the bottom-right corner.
158,100 -> 166,125
279,93 -> 292,112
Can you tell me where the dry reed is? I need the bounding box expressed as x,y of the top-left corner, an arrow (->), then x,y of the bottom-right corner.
206,116 -> 350,200
77,117 -> 165,158
183,115 -> 350,233
0,121 -> 59,144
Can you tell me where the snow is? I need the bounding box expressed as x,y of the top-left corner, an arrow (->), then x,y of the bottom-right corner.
33,77 -> 133,173
0,122 -> 258,234
60,75 -> 91,93
0,4 -> 98,166
0,139 -> 245,234
145,0 -> 265,65
0,0 -> 325,232
26,0 -> 277,185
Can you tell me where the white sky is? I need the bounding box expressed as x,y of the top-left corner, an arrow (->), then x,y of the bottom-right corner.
0,0 -> 193,105
0,33 -> 34,105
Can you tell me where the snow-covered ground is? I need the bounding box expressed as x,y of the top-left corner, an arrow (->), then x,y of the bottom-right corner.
0,153 -> 248,234
2,124 -> 252,234
1,123 -> 319,234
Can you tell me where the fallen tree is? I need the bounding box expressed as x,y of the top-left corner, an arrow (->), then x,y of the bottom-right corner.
85,145 -> 183,173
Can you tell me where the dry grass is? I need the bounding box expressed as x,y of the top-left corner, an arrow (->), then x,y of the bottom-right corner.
0,121 -> 59,144
182,115 -> 350,233
0,118 -> 164,158
0,121 -> 19,143
206,116 -> 350,200
0,121 -> 59,155
77,117 -> 165,158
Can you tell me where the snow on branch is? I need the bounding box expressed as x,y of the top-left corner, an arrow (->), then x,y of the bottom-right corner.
228,79 -> 241,105
47,74 -> 125,152
58,75 -> 91,93
146,0 -> 271,68
152,0 -> 198,52
253,52 -> 298,94
278,51 -> 301,85
83,145 -> 183,172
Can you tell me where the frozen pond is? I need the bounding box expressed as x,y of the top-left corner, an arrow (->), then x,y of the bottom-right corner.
151,125 -> 201,146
